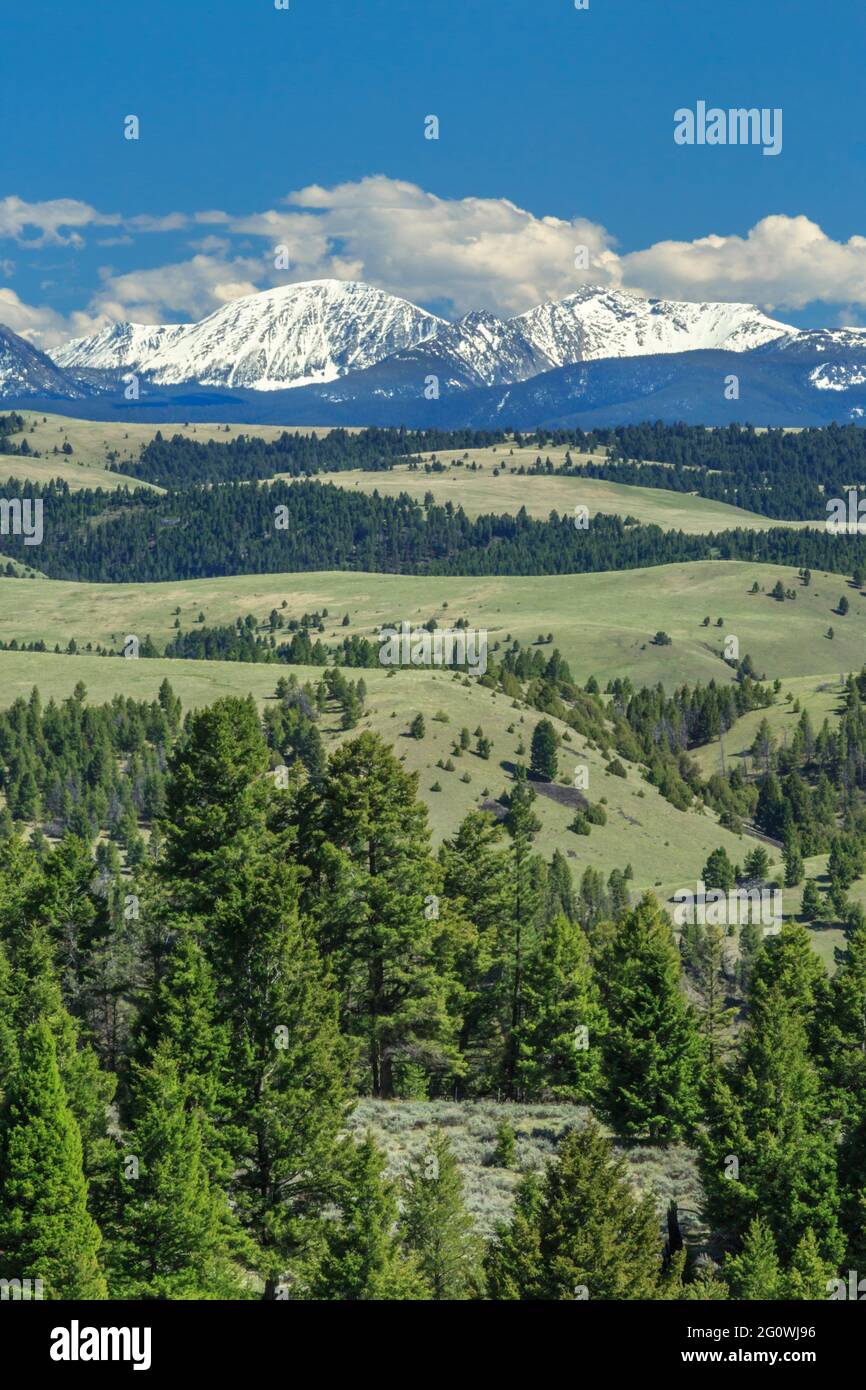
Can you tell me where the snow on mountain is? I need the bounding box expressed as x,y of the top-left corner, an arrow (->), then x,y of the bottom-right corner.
54,321 -> 187,373
425,310 -> 551,385
48,280 -> 795,396
54,281 -> 443,390
514,287 -> 792,365
0,325 -> 89,398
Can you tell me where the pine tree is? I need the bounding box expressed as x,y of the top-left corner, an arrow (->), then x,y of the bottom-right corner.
157,699 -> 348,1293
701,984 -> 843,1265
309,1135 -> 428,1300
783,830 -> 804,888
129,924 -> 234,1181
514,915 -> 606,1102
3,917 -> 116,1226
500,771 -> 542,1097
485,1122 -> 662,1300
748,920 -> 830,1033
599,895 -> 703,1142
681,1259 -> 729,1300
108,1047 -> 249,1299
737,916 -> 763,994
529,719 -> 558,781
159,695 -> 271,911
786,1228 -> 836,1299
549,848 -> 577,921
439,811 -> 510,1084
297,733 -> 460,1099
401,1130 -> 481,1299
484,1173 -> 543,1299
800,878 -> 823,922
0,1019 -> 107,1299
693,921 -> 737,1067
724,1217 -> 784,1299
702,847 -> 735,892
208,837 -> 347,1294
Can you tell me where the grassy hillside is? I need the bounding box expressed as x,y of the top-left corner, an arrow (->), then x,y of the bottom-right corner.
10,412 -> 360,473
317,460 -> 819,534
1,560 -> 860,690
0,450 -> 161,492
0,645 -> 749,902
691,674 -> 846,779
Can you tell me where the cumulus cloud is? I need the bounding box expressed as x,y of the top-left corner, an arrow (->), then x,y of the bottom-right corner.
619,215 -> 866,311
89,254 -> 264,324
7,180 -> 866,347
0,288 -> 108,348
230,176 -> 619,315
0,196 -> 119,247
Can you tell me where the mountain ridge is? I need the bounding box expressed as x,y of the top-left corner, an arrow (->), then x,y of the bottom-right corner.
49,279 -> 793,394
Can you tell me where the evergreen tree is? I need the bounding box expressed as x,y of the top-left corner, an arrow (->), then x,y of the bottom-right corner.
693,921 -> 736,1067
800,878 -> 822,921
109,1047 -> 249,1299
500,772 -> 542,1097
158,700 -> 348,1293
599,896 -> 703,1142
723,1217 -> 784,1300
129,925 -> 234,1181
785,1228 -> 837,1300
529,719 -> 559,781
309,1135 -> 428,1300
0,1019 -> 107,1299
438,811 -> 510,1088
484,1174 -> 542,1300
485,1122 -> 662,1300
297,733 -> 460,1099
401,1130 -> 481,1299
158,696 -> 271,912
783,830 -> 804,888
701,984 -> 843,1265
701,847 -> 735,892
514,915 -> 606,1102
549,848 -> 578,921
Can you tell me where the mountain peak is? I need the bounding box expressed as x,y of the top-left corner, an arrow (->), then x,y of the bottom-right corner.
47,278 -> 795,395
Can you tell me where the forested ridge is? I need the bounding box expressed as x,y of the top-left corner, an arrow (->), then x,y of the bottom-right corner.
519,422 -> 866,520
120,426 -> 508,485
2,681 -> 866,1300
5,473 -> 866,583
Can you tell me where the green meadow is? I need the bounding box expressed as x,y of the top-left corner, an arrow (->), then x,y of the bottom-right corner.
316,460 -> 820,534
1,560 -> 860,691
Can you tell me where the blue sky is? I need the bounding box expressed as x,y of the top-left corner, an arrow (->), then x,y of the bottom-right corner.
2,0 -> 865,345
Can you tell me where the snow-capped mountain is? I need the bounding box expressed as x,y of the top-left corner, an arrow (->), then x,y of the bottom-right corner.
0,325 -> 88,398
53,321 -> 188,373
49,280 -> 792,395
514,287 -> 792,365
54,281 -> 443,390
424,310 -> 551,385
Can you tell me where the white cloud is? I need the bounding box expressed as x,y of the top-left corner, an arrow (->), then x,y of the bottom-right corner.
0,288 -> 108,348
619,215 -> 866,311
8,180 -> 866,348
230,176 -> 619,316
89,253 -> 263,324
0,196 -> 119,247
